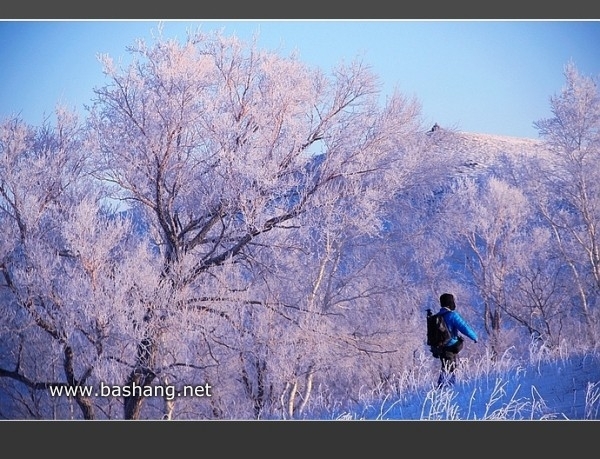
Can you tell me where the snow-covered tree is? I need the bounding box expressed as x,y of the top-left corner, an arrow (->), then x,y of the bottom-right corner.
83,28 -> 442,418
0,110 -> 144,419
440,176 -> 532,358
533,61 -> 600,349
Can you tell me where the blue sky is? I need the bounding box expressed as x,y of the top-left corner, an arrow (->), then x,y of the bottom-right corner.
1,20 -> 599,139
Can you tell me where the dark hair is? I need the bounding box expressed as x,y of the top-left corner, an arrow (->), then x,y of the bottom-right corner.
440,293 -> 456,310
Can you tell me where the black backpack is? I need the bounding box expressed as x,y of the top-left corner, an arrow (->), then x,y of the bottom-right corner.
426,308 -> 452,357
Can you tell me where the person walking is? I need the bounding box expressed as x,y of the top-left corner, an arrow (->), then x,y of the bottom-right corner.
434,293 -> 478,388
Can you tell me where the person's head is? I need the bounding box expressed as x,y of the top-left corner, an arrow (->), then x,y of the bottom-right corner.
440,293 -> 456,310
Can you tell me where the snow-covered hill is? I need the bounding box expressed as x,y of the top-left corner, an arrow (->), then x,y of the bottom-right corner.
458,131 -> 544,151
423,127 -> 550,180
454,131 -> 548,172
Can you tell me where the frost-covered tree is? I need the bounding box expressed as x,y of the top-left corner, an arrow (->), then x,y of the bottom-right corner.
489,151 -> 575,352
83,28 -> 443,419
442,176 -> 532,358
533,61 -> 600,349
0,110 -> 147,419
508,226 -> 572,350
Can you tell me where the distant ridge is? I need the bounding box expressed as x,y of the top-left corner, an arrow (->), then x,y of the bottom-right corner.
457,131 -> 544,148
450,131 -> 549,170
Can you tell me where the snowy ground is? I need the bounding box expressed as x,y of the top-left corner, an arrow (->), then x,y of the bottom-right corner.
315,351 -> 600,420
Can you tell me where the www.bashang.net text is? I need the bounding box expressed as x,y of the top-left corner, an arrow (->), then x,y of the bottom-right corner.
49,382 -> 212,401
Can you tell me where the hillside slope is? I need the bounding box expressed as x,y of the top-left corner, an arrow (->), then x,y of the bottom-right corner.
454,131 -> 548,170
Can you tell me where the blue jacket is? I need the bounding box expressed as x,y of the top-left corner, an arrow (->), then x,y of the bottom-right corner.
438,307 -> 478,346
